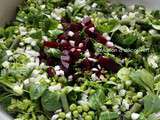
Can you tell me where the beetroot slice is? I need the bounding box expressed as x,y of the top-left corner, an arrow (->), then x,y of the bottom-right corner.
47,67 -> 55,77
98,56 -> 120,73
44,41 -> 59,48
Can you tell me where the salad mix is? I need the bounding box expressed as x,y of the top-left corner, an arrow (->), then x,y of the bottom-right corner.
0,0 -> 160,120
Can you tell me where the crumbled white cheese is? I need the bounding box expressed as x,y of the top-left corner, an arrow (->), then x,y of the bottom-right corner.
54,65 -> 61,71
66,112 -> 72,119
42,36 -> 48,41
88,27 -> 95,33
68,31 -> 75,37
113,105 -> 119,112
106,41 -> 114,48
23,79 -> 30,86
69,40 -> 75,47
31,41 -> 36,46
91,3 -> 97,8
51,8 -> 65,20
88,58 -> 97,62
78,43 -> 84,48
13,83 -> 23,95
74,0 -> 86,7
147,54 -> 159,69
119,89 -> 126,97
57,24 -> 63,29
19,26 -> 27,35
6,50 -> 13,56
131,113 -> 140,120
19,42 -> 24,46
91,68 -> 99,72
103,33 -> 111,41
2,61 -> 10,68
91,73 -> 99,81
24,37 -> 33,44
56,70 -> 65,76
51,114 -> 59,120
48,84 -> 62,91
122,99 -> 130,110
68,75 -> 73,81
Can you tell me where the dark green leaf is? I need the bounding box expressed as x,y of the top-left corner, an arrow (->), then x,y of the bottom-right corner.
30,30 -> 42,39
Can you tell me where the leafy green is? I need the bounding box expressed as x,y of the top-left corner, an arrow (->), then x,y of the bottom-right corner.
144,95 -> 160,115
48,29 -> 63,36
99,111 -> 119,120
41,90 -> 62,111
60,92 -> 69,112
29,83 -> 48,100
30,30 -> 43,39
97,19 -> 120,33
113,33 -> 138,47
129,69 -> 154,92
88,88 -> 105,110
47,48 -> 62,58
9,63 -> 32,81
147,113 -> 160,120
117,67 -> 131,80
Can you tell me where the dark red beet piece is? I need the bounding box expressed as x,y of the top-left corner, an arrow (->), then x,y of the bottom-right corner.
47,67 -> 55,77
69,23 -> 83,32
98,56 -> 120,73
44,41 -> 59,48
95,32 -> 107,45
81,58 -> 93,70
47,57 -> 55,66
60,41 -> 71,50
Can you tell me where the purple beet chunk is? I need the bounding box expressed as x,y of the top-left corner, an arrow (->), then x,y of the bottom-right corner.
47,67 -> 55,77
69,23 -> 83,32
98,56 -> 121,73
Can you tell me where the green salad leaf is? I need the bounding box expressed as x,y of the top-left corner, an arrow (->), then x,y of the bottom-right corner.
88,88 -> 105,110
144,95 -> 160,115
41,90 -> 62,111
99,111 -> 119,120
129,69 -> 154,92
29,83 -> 48,100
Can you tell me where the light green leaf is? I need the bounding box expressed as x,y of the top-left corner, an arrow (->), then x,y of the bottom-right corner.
29,83 -> 48,100
88,89 -> 105,110
41,90 -> 62,111
47,48 -> 61,58
117,67 -> 131,80
152,24 -> 160,30
48,29 -> 63,36
144,95 -> 160,115
129,69 -> 154,92
99,111 -> 119,120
